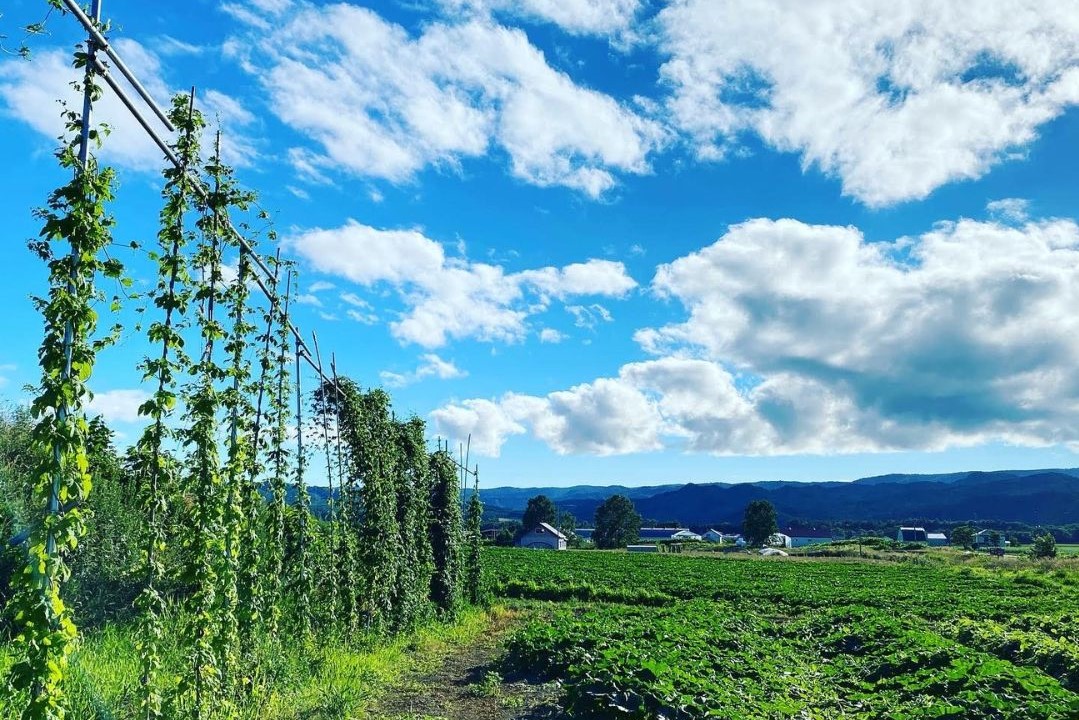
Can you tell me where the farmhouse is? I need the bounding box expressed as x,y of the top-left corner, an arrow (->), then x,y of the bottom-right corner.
897,527 -> 927,543
974,530 -> 1005,547
670,529 -> 703,541
783,527 -> 834,547
927,532 -> 948,547
516,522 -> 568,550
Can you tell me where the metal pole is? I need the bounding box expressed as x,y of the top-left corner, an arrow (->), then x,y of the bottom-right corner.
47,0 -> 102,561
61,0 -> 175,131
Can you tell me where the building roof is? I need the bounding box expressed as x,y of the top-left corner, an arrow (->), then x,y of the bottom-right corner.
783,527 -> 833,539
638,527 -> 689,539
533,522 -> 567,540
927,533 -> 947,540
899,527 -> 927,541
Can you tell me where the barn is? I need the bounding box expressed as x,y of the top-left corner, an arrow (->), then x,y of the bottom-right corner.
516,522 -> 568,550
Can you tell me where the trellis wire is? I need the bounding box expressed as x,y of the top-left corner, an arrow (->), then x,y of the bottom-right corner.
61,0 -> 335,389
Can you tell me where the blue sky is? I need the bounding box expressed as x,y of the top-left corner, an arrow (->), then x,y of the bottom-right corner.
3,0 -> 1079,487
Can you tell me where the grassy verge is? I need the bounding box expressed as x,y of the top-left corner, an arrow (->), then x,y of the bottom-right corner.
0,605 -> 514,720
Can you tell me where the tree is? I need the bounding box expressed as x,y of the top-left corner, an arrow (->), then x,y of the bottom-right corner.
988,530 -> 1002,547
1032,533 -> 1057,559
593,495 -> 641,549
742,500 -> 778,547
521,495 -> 557,532
951,525 -> 976,550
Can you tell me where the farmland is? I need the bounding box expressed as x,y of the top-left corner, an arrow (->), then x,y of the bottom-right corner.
486,548 -> 1079,719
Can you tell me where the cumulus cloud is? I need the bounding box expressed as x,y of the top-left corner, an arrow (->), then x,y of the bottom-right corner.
381,353 -> 468,388
987,198 -> 1031,223
0,39 -> 256,170
438,214 -> 1079,457
230,4 -> 664,196
285,220 -> 636,347
658,1 -> 1079,205
88,389 -> 151,424
438,0 -> 644,37
539,328 -> 566,343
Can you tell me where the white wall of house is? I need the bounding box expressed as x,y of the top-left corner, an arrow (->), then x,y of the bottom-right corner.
517,527 -> 567,550
789,536 -> 831,548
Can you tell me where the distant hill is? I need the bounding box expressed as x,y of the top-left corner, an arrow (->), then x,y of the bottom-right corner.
478,469 -> 1079,526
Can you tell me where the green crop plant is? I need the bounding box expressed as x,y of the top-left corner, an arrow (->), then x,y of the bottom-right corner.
263,262 -> 293,639
464,475 -> 483,605
428,449 -> 462,617
131,91 -> 203,720
392,417 -> 433,631
291,328 -> 314,638
5,42 -> 123,719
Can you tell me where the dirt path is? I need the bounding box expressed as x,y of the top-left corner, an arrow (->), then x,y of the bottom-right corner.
371,610 -> 566,720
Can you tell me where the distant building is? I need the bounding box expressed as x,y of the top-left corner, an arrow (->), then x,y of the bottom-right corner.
897,527 -> 927,543
927,533 -> 948,547
768,532 -> 792,548
784,527 -> 834,547
516,522 -> 568,550
703,529 -> 724,542
974,530 -> 1004,547
627,544 -> 659,553
638,527 -> 691,541
576,528 -> 595,542
670,529 -> 703,542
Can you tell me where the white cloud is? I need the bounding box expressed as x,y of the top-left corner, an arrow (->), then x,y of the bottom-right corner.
88,389 -> 151,424
439,214 -> 1079,457
381,353 -> 468,388
566,303 -> 613,329
309,281 -> 336,293
295,293 -> 322,307
658,1 -> 1079,205
987,197 -> 1031,223
438,0 -> 643,37
0,39 -> 257,170
0,363 -> 15,389
235,5 -> 664,196
539,328 -> 566,343
285,220 -> 636,348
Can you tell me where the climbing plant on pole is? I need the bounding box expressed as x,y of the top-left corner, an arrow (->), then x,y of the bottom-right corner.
429,447 -> 463,617
5,16 -> 122,719
292,323 -> 314,637
132,91 -> 203,720
180,132 -> 230,720
394,417 -> 434,629
327,364 -> 359,635
465,472 -> 484,605
264,262 -> 292,639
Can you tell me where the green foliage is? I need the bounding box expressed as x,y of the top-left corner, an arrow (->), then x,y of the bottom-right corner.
742,499 -> 778,546
1032,533 -> 1058,559
465,478 -> 483,605
131,91 -> 203,720
593,495 -> 641,549
290,332 -> 314,638
263,263 -> 293,640
492,549 -> 1079,719
6,59 -> 120,717
520,495 -> 556,534
951,524 -> 976,550
392,417 -> 433,631
428,450 -> 462,617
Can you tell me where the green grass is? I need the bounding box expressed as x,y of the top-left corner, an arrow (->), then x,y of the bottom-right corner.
0,605 -> 509,720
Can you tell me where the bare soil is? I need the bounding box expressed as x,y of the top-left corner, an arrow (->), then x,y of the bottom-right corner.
370,611 -> 566,720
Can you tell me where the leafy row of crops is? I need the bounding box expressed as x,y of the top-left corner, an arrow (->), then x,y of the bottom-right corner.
487,549 -> 1079,718
2,16 -> 486,719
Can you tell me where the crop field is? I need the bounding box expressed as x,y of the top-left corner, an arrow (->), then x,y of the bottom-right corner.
486,549 -> 1079,719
